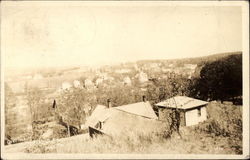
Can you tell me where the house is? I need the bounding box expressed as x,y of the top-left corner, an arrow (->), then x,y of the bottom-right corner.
84,78 -> 95,89
84,104 -> 108,128
95,78 -> 104,86
87,97 -> 164,138
136,71 -> 148,83
123,76 -> 132,86
155,96 -> 208,126
73,80 -> 81,88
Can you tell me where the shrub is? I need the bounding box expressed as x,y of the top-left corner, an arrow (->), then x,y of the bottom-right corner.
194,102 -> 242,154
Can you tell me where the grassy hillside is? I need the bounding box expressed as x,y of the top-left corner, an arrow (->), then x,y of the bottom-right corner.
4,101 -> 242,154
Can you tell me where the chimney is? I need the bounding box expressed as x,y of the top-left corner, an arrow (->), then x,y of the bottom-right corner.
142,95 -> 146,102
52,99 -> 57,109
107,99 -> 112,108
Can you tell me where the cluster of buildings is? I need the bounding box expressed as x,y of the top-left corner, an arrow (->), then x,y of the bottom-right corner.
59,71 -> 150,92
85,95 -> 208,138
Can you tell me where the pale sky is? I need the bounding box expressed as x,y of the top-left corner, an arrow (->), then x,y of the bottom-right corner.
1,2 -> 242,69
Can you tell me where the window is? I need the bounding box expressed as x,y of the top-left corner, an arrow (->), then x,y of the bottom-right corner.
197,108 -> 201,117
95,121 -> 103,129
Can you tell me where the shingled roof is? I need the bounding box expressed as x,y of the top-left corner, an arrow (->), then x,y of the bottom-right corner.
155,96 -> 208,110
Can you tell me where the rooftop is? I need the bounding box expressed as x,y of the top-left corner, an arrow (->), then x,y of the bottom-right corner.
85,105 -> 108,127
115,101 -> 158,119
87,101 -> 162,136
155,96 -> 208,110
86,101 -> 158,128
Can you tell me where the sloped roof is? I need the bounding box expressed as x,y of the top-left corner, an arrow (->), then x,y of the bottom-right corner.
86,101 -> 158,127
85,105 -> 108,127
155,96 -> 208,110
114,101 -> 158,119
86,102 -> 163,136
101,109 -> 164,136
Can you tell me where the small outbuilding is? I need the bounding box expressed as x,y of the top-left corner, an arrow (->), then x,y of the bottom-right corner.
155,96 -> 208,126
86,98 -> 164,138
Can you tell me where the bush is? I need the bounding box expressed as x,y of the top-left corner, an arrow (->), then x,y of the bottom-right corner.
194,102 -> 242,154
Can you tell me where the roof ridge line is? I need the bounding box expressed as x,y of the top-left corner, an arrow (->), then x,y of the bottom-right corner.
114,107 -> 156,119
114,101 -> 149,108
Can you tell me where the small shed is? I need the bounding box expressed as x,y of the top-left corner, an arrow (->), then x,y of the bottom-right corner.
155,96 -> 208,126
87,100 -> 163,137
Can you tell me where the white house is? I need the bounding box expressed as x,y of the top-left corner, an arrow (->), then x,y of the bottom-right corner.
84,79 -> 95,89
155,96 -> 208,126
137,71 -> 148,83
123,76 -> 132,86
95,78 -> 104,86
73,80 -> 81,88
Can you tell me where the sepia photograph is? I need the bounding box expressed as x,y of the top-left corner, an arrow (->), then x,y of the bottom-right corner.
1,1 -> 249,159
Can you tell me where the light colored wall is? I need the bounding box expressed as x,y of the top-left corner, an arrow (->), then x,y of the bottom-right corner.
185,106 -> 207,126
200,106 -> 207,121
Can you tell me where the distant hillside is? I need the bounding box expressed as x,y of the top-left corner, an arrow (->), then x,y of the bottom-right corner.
137,51 -> 242,66
192,52 -> 242,77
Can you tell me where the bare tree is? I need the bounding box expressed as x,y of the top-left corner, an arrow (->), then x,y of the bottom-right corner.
4,83 -> 17,141
26,87 -> 45,139
57,88 -> 96,137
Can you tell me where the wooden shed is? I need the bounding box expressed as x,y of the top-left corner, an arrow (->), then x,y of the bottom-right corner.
87,100 -> 164,138
155,96 -> 208,126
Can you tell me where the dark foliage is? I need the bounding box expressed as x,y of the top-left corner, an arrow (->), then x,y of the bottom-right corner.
194,102 -> 242,154
190,54 -> 242,102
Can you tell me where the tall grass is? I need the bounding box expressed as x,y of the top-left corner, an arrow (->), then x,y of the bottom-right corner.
56,131 -> 167,153
24,128 -> 237,154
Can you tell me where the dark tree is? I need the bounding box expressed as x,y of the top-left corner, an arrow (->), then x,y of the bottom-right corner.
192,54 -> 242,102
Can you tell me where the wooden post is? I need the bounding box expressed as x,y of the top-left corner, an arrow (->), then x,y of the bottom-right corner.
67,124 -> 70,137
